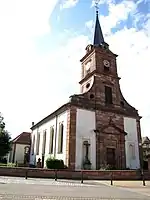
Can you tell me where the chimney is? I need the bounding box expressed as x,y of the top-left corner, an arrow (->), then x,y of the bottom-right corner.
32,122 -> 34,126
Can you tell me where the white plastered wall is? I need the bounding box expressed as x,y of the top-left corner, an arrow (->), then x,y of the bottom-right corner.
15,144 -> 30,164
124,117 -> 140,169
30,110 -> 68,167
76,108 -> 96,170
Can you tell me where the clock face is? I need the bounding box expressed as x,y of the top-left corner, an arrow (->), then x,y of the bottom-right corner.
103,60 -> 110,67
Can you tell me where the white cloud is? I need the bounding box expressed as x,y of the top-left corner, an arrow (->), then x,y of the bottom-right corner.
85,20 -> 94,32
0,0 -> 59,137
91,0 -> 114,7
137,0 -> 149,4
60,0 -> 79,10
101,1 -> 137,34
0,0 -> 59,38
88,1 -> 137,35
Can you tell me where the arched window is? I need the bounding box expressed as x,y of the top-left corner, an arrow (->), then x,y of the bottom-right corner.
49,127 -> 54,154
129,144 -> 135,160
58,123 -> 64,153
42,130 -> 46,155
32,135 -> 35,155
36,132 -> 40,155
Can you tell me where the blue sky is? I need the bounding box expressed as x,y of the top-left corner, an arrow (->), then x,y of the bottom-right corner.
0,0 -> 150,138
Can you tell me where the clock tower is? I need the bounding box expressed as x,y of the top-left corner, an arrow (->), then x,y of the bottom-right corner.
70,10 -> 142,169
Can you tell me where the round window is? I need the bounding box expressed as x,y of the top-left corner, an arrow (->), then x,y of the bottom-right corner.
86,83 -> 90,88
90,94 -> 94,99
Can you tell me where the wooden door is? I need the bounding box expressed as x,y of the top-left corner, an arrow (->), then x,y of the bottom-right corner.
106,148 -> 116,166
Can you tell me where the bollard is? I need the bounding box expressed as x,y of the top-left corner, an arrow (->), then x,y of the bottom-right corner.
110,172 -> 113,186
141,171 -> 146,186
25,170 -> 28,180
81,171 -> 83,184
55,170 -> 57,181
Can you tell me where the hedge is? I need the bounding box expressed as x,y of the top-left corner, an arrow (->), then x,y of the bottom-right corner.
46,158 -> 64,169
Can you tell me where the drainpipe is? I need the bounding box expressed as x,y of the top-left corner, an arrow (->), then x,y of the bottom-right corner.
54,115 -> 58,158
94,75 -> 98,169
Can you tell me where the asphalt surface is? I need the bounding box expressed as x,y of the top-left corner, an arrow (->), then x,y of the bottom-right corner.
0,176 -> 150,200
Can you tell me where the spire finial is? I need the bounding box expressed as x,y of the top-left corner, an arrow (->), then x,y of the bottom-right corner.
94,0 -> 99,15
93,0 -> 105,46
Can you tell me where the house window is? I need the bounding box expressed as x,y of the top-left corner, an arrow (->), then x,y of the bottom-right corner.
129,144 -> 135,160
58,123 -> 64,154
32,135 -> 35,155
49,127 -> 54,154
42,130 -> 46,155
36,132 -> 40,155
24,146 -> 30,164
105,86 -> 113,104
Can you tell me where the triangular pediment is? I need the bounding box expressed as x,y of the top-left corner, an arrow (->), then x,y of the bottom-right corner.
103,125 -> 120,134
99,123 -> 127,135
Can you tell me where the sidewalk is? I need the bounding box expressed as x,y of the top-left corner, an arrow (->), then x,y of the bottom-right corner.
94,180 -> 150,197
96,180 -> 150,188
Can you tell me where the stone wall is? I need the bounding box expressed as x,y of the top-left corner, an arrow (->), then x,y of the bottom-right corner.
95,110 -> 126,169
0,167 -> 150,180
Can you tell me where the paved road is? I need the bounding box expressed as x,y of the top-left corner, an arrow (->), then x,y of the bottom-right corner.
0,177 -> 150,200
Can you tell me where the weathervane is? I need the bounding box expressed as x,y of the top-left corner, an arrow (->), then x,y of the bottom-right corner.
94,0 -> 100,14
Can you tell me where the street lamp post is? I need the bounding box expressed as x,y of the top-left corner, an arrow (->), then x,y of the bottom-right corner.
139,142 -> 143,170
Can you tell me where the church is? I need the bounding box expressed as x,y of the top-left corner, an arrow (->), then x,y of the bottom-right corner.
30,10 -> 141,170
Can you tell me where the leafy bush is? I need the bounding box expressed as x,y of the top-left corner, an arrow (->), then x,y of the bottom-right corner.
7,162 -> 16,167
0,113 -> 12,158
46,157 -> 65,169
99,164 -> 131,170
99,164 -> 117,170
0,162 -> 16,167
0,163 -> 7,167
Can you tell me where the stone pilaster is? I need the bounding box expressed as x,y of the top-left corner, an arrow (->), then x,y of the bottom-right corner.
66,106 -> 77,170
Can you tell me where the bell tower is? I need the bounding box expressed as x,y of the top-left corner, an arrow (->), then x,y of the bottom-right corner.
79,9 -> 124,109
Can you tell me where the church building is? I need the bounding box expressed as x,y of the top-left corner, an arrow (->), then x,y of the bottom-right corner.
30,10 -> 142,170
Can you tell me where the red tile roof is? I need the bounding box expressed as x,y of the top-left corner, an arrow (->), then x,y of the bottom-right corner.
12,132 -> 31,145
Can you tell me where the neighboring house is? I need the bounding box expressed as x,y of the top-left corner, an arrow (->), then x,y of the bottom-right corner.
30,10 -> 142,170
142,136 -> 150,169
8,132 -> 31,165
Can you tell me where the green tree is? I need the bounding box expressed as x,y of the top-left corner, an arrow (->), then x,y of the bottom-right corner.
0,113 -> 11,159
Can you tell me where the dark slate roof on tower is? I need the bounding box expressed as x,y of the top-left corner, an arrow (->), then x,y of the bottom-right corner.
93,11 -> 104,46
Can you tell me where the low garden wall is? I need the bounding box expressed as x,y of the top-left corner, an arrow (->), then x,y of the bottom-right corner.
0,167 -> 150,180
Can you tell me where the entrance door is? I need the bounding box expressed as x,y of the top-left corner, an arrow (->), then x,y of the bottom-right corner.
106,148 -> 116,166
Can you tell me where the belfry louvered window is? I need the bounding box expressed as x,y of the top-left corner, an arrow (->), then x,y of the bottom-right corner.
105,86 -> 113,104
58,123 -> 64,153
